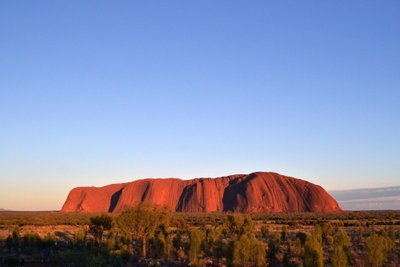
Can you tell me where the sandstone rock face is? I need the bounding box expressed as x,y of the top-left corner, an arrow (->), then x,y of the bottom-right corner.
61,172 -> 341,213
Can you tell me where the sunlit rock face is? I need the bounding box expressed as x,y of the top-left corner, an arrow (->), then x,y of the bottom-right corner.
61,172 -> 342,213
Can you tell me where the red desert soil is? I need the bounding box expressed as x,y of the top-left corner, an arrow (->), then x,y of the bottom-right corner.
61,172 -> 342,213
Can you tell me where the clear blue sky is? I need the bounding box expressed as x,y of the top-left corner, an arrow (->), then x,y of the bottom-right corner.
1,1 -> 399,210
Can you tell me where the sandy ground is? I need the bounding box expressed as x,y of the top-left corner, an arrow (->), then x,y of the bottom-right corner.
0,225 -> 82,240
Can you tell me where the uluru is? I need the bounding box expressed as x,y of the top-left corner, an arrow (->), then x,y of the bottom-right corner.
61,172 -> 341,213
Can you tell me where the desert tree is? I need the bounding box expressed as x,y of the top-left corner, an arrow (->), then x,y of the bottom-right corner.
117,204 -> 169,259
89,214 -> 113,245
223,214 -> 266,266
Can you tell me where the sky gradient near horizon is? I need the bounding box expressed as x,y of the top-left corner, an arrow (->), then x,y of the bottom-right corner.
1,1 -> 399,210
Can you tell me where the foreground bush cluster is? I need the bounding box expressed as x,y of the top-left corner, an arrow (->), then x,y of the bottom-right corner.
0,208 -> 399,266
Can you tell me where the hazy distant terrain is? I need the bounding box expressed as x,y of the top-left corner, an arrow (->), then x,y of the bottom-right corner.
330,186 -> 400,211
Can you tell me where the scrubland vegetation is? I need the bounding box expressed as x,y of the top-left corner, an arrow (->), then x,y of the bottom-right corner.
0,209 -> 399,266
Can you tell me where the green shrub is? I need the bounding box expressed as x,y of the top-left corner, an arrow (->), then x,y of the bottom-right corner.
232,234 -> 266,266
332,231 -> 350,267
304,230 -> 323,267
189,228 -> 204,265
365,233 -> 393,267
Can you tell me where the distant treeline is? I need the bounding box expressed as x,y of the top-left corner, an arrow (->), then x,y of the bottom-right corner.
0,210 -> 399,227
